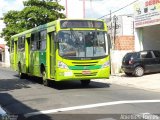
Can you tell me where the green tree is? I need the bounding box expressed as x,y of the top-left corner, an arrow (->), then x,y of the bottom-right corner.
1,0 -> 66,45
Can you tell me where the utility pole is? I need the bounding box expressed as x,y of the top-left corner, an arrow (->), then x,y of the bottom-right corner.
110,10 -> 113,49
113,15 -> 117,50
83,0 -> 85,18
65,0 -> 68,18
80,0 -> 104,18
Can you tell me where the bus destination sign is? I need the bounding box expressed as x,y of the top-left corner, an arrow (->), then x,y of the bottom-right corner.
60,20 -> 104,29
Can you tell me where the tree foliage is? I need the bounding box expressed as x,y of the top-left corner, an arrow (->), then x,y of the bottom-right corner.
1,0 -> 66,45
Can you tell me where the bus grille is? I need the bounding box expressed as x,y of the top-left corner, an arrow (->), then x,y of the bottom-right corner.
72,61 -> 98,66
74,72 -> 97,77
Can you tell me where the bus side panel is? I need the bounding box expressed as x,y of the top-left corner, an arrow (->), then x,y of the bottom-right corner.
39,50 -> 46,70
50,32 -> 56,79
17,51 -> 26,73
14,41 -> 18,71
10,53 -> 14,69
46,34 -> 50,79
10,40 -> 15,70
29,51 -> 41,76
25,37 -> 29,74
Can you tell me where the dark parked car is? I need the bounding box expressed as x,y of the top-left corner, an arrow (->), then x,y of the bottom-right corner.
122,50 -> 160,77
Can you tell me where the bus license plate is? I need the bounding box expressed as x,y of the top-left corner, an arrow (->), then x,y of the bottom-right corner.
82,70 -> 91,75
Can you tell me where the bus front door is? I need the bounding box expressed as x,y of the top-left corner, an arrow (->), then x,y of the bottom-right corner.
26,37 -> 30,73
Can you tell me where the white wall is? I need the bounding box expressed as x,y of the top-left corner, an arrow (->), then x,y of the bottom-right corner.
111,50 -> 132,74
0,38 -> 6,44
0,20 -> 10,67
122,16 -> 134,36
134,28 -> 143,51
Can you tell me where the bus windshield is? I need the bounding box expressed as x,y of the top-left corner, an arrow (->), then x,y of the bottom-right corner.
58,30 -> 108,59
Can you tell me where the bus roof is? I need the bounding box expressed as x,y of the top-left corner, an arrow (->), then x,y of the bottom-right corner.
11,19 -> 105,39
11,20 -> 57,39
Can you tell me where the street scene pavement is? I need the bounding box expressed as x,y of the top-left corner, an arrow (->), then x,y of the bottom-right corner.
1,0 -> 160,120
1,62 -> 160,93
94,73 -> 160,93
0,66 -> 160,120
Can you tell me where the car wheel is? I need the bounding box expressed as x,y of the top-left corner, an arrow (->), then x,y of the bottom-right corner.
42,71 -> 50,86
134,66 -> 144,77
124,72 -> 132,76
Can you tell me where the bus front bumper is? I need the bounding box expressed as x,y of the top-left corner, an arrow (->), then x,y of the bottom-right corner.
55,67 -> 110,81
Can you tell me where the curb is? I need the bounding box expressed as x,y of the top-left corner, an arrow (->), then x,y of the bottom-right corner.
93,74 -> 160,93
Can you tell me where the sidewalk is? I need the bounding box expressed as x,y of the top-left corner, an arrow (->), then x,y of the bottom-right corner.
94,73 -> 160,92
0,62 -> 10,68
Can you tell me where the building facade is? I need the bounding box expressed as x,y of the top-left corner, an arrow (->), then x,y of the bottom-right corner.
134,0 -> 160,51
106,15 -> 135,74
0,20 -> 10,67
106,14 -> 135,50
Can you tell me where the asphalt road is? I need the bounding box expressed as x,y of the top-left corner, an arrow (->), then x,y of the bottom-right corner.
0,67 -> 160,120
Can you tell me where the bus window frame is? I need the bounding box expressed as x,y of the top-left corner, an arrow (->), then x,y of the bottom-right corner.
18,36 -> 25,52
40,30 -> 47,50
31,33 -> 37,51
31,30 -> 47,51
11,39 -> 14,53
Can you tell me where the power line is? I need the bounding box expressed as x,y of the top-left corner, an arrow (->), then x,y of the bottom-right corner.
97,0 -> 139,19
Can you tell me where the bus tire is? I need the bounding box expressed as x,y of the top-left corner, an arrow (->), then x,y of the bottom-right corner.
18,63 -> 25,79
81,80 -> 90,87
41,71 -> 50,86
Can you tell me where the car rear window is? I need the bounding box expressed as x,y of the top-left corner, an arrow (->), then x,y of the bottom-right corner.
124,53 -> 132,60
153,51 -> 160,58
124,52 -> 139,60
140,51 -> 153,58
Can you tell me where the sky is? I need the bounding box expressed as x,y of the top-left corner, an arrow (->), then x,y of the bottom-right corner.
0,0 -> 136,30
0,0 -> 136,18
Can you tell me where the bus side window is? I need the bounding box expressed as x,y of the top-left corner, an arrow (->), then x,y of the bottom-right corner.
18,37 -> 25,51
21,36 -> 25,51
34,32 -> 40,50
40,30 -> 47,50
31,34 -> 36,51
18,37 -> 21,51
11,39 -> 14,52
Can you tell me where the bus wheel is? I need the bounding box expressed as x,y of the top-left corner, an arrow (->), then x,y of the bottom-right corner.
18,63 -> 25,79
81,80 -> 90,87
42,71 -> 49,86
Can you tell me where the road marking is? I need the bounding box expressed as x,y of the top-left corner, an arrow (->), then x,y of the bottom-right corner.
24,100 -> 160,118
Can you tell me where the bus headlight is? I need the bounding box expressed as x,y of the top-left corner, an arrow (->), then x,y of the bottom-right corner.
58,61 -> 69,69
101,61 -> 110,68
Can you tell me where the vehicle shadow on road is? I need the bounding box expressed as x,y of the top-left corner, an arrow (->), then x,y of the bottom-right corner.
0,93 -> 54,120
0,78 -> 32,91
8,74 -> 111,91
47,81 -> 111,90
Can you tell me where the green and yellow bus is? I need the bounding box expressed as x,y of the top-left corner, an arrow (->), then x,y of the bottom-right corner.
10,19 -> 110,86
